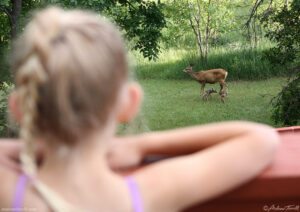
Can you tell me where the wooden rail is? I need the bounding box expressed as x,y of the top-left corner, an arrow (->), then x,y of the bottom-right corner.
184,126 -> 300,212
120,126 -> 300,212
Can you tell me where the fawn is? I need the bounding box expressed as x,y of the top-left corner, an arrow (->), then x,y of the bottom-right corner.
202,88 -> 217,101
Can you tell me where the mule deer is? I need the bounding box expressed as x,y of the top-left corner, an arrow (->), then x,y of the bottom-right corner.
202,88 -> 217,101
183,64 -> 228,96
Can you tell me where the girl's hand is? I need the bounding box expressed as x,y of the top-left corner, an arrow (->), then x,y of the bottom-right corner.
0,140 -> 44,172
0,140 -> 22,172
106,137 -> 143,171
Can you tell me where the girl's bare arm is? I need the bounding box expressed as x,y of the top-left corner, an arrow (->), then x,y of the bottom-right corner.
109,121 -> 278,168
130,121 -> 278,156
130,121 -> 280,212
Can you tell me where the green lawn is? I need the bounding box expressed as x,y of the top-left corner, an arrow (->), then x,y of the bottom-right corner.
119,77 -> 286,134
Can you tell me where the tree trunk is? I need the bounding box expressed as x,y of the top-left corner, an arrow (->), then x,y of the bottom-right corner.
205,0 -> 211,62
189,18 -> 204,61
0,0 -> 22,40
10,0 -> 22,39
196,20 -> 204,60
205,17 -> 210,61
212,28 -> 217,47
253,14 -> 257,51
284,0 -> 288,6
258,22 -> 263,38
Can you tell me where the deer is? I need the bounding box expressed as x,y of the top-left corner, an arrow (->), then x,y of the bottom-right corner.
202,88 -> 217,101
182,64 -> 228,96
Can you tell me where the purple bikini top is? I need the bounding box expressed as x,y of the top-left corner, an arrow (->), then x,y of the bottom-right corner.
12,174 -> 143,212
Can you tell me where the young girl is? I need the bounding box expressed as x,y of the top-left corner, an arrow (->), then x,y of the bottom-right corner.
0,7 -> 279,212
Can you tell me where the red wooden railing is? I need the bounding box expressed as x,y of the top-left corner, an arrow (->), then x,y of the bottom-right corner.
120,126 -> 300,211
184,126 -> 300,212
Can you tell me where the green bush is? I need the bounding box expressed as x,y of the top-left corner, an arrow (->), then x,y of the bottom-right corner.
272,69 -> 300,126
133,42 -> 286,81
263,0 -> 300,66
0,44 -> 12,85
0,82 -> 15,137
263,0 -> 300,126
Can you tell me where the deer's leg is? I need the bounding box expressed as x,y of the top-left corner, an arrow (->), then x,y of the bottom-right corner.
219,82 -> 224,95
201,82 -> 205,96
223,81 -> 229,96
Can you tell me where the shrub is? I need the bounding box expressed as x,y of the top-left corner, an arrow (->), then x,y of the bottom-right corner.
263,0 -> 300,126
272,68 -> 300,126
0,82 -> 16,137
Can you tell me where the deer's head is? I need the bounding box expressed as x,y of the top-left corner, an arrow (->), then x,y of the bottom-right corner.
183,64 -> 194,73
211,88 -> 217,93
206,88 -> 217,95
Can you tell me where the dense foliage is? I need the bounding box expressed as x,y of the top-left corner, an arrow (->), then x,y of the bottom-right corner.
262,0 -> 300,126
263,0 -> 300,65
0,83 -> 14,137
0,0 -> 166,60
271,71 -> 300,125
110,1 -> 166,60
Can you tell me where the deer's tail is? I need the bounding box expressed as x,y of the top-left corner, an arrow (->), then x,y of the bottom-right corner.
225,71 -> 228,80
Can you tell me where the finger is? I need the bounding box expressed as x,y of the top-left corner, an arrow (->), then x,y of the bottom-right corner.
109,159 -> 139,171
0,156 -> 22,173
2,140 -> 22,158
0,140 -> 43,167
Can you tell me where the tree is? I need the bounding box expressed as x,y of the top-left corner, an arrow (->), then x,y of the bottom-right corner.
263,0 -> 300,65
0,0 -> 166,60
271,67 -> 300,125
160,0 -> 193,49
186,0 -> 233,62
243,0 -> 291,51
0,0 -> 22,40
109,1 -> 166,60
264,0 -> 300,125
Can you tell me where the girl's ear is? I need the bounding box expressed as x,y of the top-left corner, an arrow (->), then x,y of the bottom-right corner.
8,91 -> 22,123
117,83 -> 143,123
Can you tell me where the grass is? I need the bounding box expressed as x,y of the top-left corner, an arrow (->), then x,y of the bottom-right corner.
131,40 -> 287,81
0,39 -> 290,136
119,77 -> 286,134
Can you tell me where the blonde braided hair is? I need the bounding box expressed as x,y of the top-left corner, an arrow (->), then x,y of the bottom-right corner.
12,7 -> 128,212
15,51 -> 81,212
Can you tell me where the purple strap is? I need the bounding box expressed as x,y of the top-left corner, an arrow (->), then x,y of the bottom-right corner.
12,174 -> 142,212
125,176 -> 143,212
13,174 -> 29,212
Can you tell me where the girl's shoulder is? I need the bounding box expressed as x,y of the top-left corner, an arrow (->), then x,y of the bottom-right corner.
0,166 -> 49,211
0,163 -> 20,208
0,140 -> 49,211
